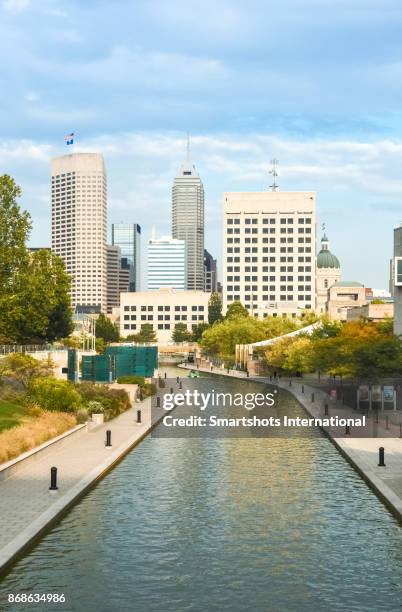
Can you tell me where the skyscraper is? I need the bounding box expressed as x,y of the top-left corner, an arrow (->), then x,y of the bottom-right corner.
111,223 -> 141,291
147,236 -> 186,290
172,142 -> 204,290
51,152 -> 107,312
204,249 -> 217,292
223,191 -> 317,318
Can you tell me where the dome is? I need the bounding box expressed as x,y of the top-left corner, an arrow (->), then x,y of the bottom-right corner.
317,233 -> 340,269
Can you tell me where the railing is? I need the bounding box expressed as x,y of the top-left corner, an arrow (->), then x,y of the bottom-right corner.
0,344 -> 65,355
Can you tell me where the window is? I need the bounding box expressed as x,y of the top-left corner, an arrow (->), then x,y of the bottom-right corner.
395,257 -> 402,285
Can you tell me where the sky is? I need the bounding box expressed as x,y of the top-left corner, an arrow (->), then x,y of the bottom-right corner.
2,0 -> 402,288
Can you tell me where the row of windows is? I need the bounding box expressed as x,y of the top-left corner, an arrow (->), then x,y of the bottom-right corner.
123,323 -> 201,331
227,227 -> 312,234
227,237 -> 312,243
227,217 -> 312,225
123,305 -> 205,312
226,294 -> 312,305
123,314 -> 205,322
227,247 -> 313,254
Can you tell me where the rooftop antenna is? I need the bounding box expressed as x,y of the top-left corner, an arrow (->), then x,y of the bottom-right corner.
269,158 -> 279,191
186,132 -> 190,161
322,223 -> 326,233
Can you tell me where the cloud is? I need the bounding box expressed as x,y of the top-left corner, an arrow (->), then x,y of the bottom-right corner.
2,0 -> 30,11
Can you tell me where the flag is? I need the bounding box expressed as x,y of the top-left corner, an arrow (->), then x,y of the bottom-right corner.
64,133 -> 74,145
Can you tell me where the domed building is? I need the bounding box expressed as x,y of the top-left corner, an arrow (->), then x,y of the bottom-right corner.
316,233 -> 341,313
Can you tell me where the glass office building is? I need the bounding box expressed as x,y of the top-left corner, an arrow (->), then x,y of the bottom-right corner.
111,223 -> 141,291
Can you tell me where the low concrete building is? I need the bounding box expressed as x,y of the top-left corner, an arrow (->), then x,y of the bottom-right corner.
120,288 -> 210,343
327,281 -> 366,321
346,302 -> 394,322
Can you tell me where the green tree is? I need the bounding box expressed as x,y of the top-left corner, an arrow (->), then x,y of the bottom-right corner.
0,353 -> 54,388
225,301 -> 249,320
29,377 -> 82,412
0,175 -> 32,340
172,323 -> 192,343
208,292 -> 223,325
11,250 -> 73,343
132,324 -> 157,343
191,322 -> 209,342
95,313 -> 119,343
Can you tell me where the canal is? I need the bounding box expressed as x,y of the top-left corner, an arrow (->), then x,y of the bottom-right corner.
1,371 -> 402,611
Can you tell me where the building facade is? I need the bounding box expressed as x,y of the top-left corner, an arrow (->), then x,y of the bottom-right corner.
172,153 -> 204,290
147,236 -> 186,290
106,245 -> 130,313
119,288 -> 210,343
393,225 -> 402,335
327,281 -> 366,320
51,152 -> 107,312
204,249 -> 218,292
346,302 -> 393,322
223,192 -> 316,318
111,223 -> 141,291
316,233 -> 341,314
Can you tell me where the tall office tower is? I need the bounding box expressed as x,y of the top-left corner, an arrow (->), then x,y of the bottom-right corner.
51,152 -> 107,313
147,236 -> 186,290
172,145 -> 204,290
204,249 -> 218,292
223,192 -> 317,318
111,223 -> 141,291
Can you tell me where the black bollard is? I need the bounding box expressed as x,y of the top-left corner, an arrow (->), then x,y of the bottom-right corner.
176,376 -> 179,383
302,385 -> 304,394
156,396 -> 161,408
311,392 -> 315,403
49,466 -> 58,491
386,416 -> 389,430
378,447 -> 386,467
164,372 -> 167,379
345,424 -> 350,435
137,410 -> 141,423
247,371 -> 249,378
170,387 -> 174,394
179,381 -> 182,389
324,403 -> 329,416
105,430 -> 112,447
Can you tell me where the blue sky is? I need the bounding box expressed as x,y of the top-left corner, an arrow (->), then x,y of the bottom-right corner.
2,0 -> 402,287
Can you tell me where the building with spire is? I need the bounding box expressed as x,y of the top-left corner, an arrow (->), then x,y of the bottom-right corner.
316,232 -> 341,313
172,137 -> 205,290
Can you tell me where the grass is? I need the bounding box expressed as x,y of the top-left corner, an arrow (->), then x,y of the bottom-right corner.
0,399 -> 29,433
0,410 -> 77,464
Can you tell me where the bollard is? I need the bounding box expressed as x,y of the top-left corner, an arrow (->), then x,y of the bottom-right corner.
302,385 -> 304,394
179,381 -> 182,389
105,430 -> 112,447
164,372 -> 167,379
176,376 -> 179,383
170,387 -> 174,394
345,424 -> 350,435
137,410 -> 141,423
311,392 -> 315,403
324,403 -> 329,416
378,447 -> 386,467
247,372 -> 249,378
49,466 -> 58,491
386,416 -> 389,430
156,396 -> 161,408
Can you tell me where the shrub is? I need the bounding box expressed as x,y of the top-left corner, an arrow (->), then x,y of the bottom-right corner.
77,382 -> 130,420
29,377 -> 82,413
139,382 -> 156,399
0,411 -> 76,463
0,353 -> 54,388
76,408 -> 89,424
116,375 -> 145,385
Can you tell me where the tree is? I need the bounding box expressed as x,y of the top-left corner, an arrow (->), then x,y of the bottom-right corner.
0,353 -> 54,388
129,324 -> 157,343
95,313 -> 119,343
10,250 -> 73,343
208,292 -> 223,325
172,323 -> 192,343
0,175 -> 32,340
225,301 -> 249,320
191,322 -> 209,342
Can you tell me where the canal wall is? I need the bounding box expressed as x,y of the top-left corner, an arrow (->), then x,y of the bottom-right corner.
179,363 -> 402,522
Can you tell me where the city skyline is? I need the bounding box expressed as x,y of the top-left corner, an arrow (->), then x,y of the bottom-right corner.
3,0 -> 402,288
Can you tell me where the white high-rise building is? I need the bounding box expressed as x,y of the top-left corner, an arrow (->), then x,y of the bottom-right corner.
147,236 -> 186,290
172,146 -> 204,290
223,191 -> 317,318
51,152 -> 107,312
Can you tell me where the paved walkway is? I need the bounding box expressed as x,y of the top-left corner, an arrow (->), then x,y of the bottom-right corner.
0,378 -> 180,574
180,363 -> 402,521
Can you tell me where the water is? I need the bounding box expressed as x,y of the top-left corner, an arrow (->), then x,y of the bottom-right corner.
1,372 -> 402,612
